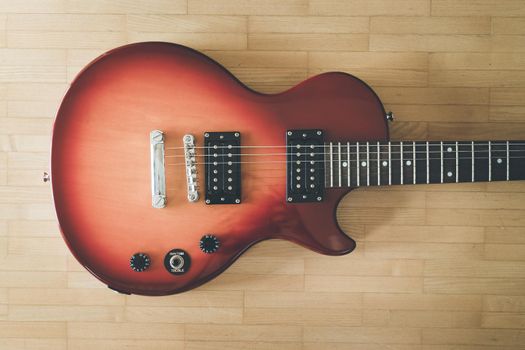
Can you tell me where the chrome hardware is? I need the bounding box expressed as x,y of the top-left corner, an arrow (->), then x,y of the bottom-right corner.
386,111 -> 395,122
183,134 -> 199,202
150,130 -> 166,208
164,249 -> 191,275
42,172 -> 50,183
169,255 -> 184,270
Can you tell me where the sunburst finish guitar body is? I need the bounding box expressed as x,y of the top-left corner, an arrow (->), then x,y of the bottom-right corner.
51,42 -> 525,295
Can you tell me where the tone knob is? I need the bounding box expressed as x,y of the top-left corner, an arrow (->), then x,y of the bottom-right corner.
200,235 -> 220,254
130,253 -> 150,272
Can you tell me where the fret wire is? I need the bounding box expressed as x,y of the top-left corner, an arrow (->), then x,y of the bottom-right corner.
329,142 -> 333,188
471,141 -> 475,182
356,141 -> 360,187
400,141 -> 403,185
377,141 -> 381,186
388,141 -> 392,185
489,141 -> 492,182
507,141 -> 510,181
440,141 -> 444,183
347,142 -> 351,187
338,142 -> 342,187
413,142 -> 416,185
456,141 -> 459,182
426,141 -> 429,184
366,142 -> 370,186
324,145 -> 328,188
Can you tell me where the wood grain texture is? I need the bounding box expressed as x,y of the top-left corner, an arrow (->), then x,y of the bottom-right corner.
0,0 -> 524,348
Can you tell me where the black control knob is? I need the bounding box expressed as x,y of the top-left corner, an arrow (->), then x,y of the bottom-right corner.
200,234 -> 220,254
130,253 -> 150,272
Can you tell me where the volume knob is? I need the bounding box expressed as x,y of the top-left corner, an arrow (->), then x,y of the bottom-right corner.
200,235 -> 220,254
130,253 -> 150,272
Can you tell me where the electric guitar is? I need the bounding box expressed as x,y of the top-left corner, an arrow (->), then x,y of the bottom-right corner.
51,42 -> 525,295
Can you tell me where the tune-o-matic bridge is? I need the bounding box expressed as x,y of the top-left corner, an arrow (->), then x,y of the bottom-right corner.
286,129 -> 325,203
183,134 -> 199,202
204,132 -> 241,204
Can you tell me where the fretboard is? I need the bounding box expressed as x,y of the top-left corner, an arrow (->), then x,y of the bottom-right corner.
324,141 -> 525,188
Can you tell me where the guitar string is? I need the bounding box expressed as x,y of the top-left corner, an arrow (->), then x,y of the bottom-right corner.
165,149 -> 525,158
165,142 -> 525,151
165,154 -> 525,167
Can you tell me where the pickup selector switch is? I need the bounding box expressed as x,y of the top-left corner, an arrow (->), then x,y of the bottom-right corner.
200,235 -> 220,254
130,253 -> 150,272
164,249 -> 191,275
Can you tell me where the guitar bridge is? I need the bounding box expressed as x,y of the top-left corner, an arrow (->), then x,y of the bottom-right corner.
150,130 -> 166,208
183,134 -> 199,202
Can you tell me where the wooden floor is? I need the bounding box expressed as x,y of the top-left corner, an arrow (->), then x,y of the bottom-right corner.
1,0 -> 525,349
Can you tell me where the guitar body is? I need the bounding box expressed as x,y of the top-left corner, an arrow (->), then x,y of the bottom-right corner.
52,42 -> 388,295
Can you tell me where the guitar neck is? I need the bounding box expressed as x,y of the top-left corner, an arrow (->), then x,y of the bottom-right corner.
324,140 -> 525,188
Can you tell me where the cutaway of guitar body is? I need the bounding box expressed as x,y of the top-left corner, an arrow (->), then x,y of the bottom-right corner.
51,42 -> 388,295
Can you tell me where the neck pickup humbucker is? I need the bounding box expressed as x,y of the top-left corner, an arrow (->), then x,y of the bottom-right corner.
204,131 -> 241,205
286,129 -> 325,203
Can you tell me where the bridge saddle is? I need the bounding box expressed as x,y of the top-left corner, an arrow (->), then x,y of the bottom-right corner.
183,134 -> 199,202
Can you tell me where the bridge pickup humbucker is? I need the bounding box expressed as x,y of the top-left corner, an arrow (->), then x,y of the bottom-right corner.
286,129 -> 325,203
204,132 -> 241,205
